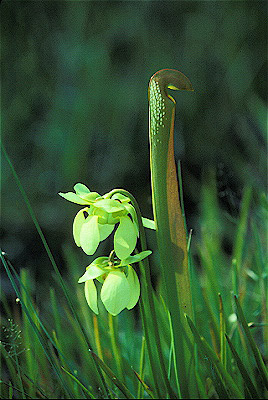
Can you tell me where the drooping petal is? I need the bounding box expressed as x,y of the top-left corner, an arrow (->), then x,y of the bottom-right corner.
80,215 -> 100,255
78,265 -> 106,283
124,203 -> 139,237
126,266 -> 140,310
101,270 -> 130,316
98,223 -> 115,241
84,280 -> 99,314
114,216 -> 138,260
58,192 -> 89,205
73,208 -> 88,246
120,250 -> 152,267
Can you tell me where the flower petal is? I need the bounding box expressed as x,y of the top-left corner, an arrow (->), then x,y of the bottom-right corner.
80,215 -> 100,255
82,192 -> 102,203
126,266 -> 140,310
94,199 -> 125,213
124,203 -> 139,237
58,192 -> 89,205
74,183 -> 91,195
78,265 -> 106,283
114,216 -> 137,259
73,208 -> 88,246
101,270 -> 130,316
120,250 -> 152,267
73,183 -> 101,203
90,256 -> 109,267
98,223 -> 115,241
84,280 -> 99,314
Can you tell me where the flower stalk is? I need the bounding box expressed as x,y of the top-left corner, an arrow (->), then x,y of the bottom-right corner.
107,189 -> 177,399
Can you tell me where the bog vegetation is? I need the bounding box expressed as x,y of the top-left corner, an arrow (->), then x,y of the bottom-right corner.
1,68 -> 267,399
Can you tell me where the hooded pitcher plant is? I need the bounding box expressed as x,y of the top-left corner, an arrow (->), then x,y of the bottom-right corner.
149,69 -> 195,397
58,69 -> 196,397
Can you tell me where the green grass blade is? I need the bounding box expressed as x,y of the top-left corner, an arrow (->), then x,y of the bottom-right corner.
132,369 -> 156,399
186,314 -> 244,399
10,344 -> 25,399
166,305 -> 180,397
1,142 -> 109,396
225,334 -> 260,399
200,168 -> 222,306
0,345 -> 19,391
90,350 -> 135,399
0,381 -> 33,400
1,143 -> 85,333
251,220 -> 268,357
233,186 -> 252,277
218,294 -> 226,368
61,367 -> 94,399
234,295 -> 268,389
62,306 -> 110,396
0,252 -> 73,398
3,256 -> 103,398
231,259 -> 239,296
194,369 -> 208,399
137,336 -> 145,399
5,257 -> 82,376
20,269 -> 39,399
210,364 -> 230,399
139,299 -> 162,398
139,265 -> 175,398
8,382 -> 13,399
50,288 -> 63,341
201,289 -> 220,355
0,345 -> 49,399
52,332 -> 82,399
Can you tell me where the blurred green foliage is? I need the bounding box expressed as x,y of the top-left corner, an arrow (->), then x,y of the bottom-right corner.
1,1 -> 267,279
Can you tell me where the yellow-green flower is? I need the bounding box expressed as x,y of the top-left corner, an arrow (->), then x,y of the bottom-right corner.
59,183 -> 139,259
78,250 -> 151,316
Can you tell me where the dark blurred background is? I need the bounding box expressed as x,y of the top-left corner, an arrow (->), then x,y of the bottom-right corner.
1,1 -> 267,289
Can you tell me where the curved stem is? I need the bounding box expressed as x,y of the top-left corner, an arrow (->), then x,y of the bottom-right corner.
108,313 -> 124,383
